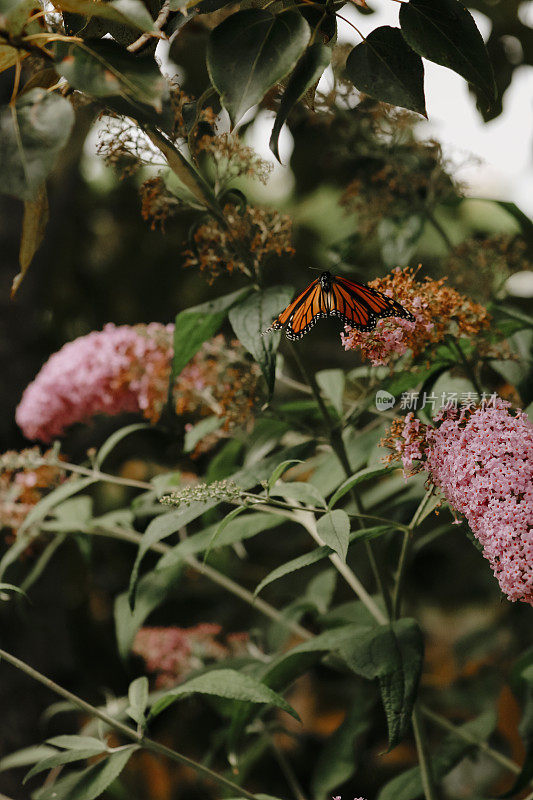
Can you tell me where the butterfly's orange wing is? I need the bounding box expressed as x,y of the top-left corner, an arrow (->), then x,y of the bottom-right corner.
265,279 -> 322,341
330,276 -> 414,331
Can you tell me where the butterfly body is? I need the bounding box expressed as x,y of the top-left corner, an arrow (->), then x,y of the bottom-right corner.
266,270 -> 414,341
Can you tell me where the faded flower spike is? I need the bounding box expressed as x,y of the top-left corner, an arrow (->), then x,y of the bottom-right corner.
160,480 -> 244,508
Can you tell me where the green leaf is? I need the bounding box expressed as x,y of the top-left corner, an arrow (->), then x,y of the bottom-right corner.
172,288 -> 250,382
55,39 -> 166,109
269,42 -> 330,162
255,545 -> 331,596
149,669 -> 300,721
0,89 -> 75,201
377,710 -> 497,800
34,746 -> 137,800
47,736 -> 109,751
267,459 -> 303,491
399,0 -> 496,107
13,184 -> 48,297
158,512 -> 285,564
53,0 -> 156,31
255,525 -> 391,596
229,286 -> 294,397
270,481 -> 326,508
0,745 -> 57,773
340,619 -> 424,750
207,9 -> 310,126
329,465 -> 396,508
95,422 -> 150,469
317,510 -> 350,562
345,26 -> 426,116
126,676 -> 149,726
311,688 -> 375,799
24,745 -> 108,784
183,416 -> 223,453
316,369 -> 345,417
4,0 -> 41,36
116,561 -> 183,659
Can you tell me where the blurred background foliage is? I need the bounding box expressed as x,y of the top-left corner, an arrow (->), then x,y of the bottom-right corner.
1,1 -> 533,798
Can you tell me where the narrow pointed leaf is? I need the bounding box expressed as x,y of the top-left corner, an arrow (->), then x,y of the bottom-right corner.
317,510 -> 350,562
269,43 -> 330,162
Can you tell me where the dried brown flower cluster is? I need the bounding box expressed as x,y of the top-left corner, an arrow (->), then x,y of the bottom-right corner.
0,449 -> 66,536
96,114 -> 164,176
342,267 -> 490,363
174,335 -> 262,454
197,132 -> 273,186
182,202 -> 294,282
341,138 -> 457,236
443,235 -> 531,299
139,176 -> 182,231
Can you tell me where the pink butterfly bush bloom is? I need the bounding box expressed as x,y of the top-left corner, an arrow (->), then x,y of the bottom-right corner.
16,326 -> 260,446
16,323 -> 173,442
388,399 -> 533,605
133,624 -> 249,687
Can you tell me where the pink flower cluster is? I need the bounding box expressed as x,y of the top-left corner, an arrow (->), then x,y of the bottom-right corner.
132,624 -> 249,687
16,323 -> 173,442
398,400 -> 533,605
341,316 -> 419,366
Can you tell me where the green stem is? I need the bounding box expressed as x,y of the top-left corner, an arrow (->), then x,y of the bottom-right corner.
446,335 -> 483,397
0,648 -> 264,800
290,344 -> 393,617
392,487 -> 435,619
412,705 -> 440,800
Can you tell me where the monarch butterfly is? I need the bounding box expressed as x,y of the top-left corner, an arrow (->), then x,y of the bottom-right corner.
265,271 -> 415,341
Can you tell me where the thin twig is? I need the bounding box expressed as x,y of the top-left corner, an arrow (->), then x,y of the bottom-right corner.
412,705 -> 440,800
127,0 -> 171,53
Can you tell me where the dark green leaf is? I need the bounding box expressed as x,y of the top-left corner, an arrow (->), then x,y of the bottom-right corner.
207,9 -> 310,126
317,510 -> 350,562
269,42 -> 330,162
34,746 -> 137,800
172,288 -> 250,381
229,286 -> 294,397
149,669 -> 300,721
55,39 -> 166,109
399,0 -> 496,107
0,89 -> 74,201
340,619 -> 424,750
346,26 -> 426,115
